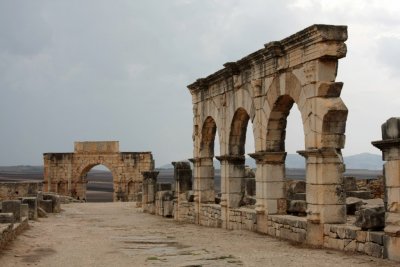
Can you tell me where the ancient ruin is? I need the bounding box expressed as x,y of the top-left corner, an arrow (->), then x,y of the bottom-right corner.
188,24 -> 348,233
141,24 -> 400,262
43,141 -> 155,201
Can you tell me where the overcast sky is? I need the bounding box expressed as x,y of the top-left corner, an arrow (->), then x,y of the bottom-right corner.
1,0 -> 400,167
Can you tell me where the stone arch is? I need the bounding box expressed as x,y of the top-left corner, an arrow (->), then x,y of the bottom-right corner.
188,25 -> 348,231
229,108 -> 250,155
199,116 -> 218,158
43,141 -> 155,202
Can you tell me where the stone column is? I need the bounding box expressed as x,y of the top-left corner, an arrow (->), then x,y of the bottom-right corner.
249,152 -> 287,215
297,148 -> 345,246
216,155 -> 246,229
172,161 -> 193,221
372,117 -> 400,261
141,171 -> 159,213
189,157 -> 215,224
172,161 -> 193,196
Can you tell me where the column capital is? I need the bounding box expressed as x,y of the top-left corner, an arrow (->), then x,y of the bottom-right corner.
215,154 -> 245,164
188,156 -> 213,164
248,151 -> 286,164
297,148 -> 341,158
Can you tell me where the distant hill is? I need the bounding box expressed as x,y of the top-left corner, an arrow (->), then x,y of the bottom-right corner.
0,165 -> 43,173
157,152 -> 383,170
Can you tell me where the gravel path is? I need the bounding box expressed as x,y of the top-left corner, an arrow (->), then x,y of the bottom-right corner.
0,202 -> 397,267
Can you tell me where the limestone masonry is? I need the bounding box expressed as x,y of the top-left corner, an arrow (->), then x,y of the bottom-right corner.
43,141 -> 155,201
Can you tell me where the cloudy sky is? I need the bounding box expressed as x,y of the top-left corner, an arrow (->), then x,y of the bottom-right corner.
0,0 -> 399,167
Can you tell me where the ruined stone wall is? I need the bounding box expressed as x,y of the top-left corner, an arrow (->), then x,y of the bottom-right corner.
0,182 -> 42,201
43,141 -> 154,201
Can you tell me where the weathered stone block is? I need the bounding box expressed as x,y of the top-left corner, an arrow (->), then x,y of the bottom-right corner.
346,197 -> 365,215
2,200 -> 21,222
43,194 -> 61,213
39,199 -> 53,213
307,184 -> 345,205
364,242 -> 383,258
383,235 -> 400,261
0,213 -> 14,223
346,191 -> 372,199
368,231 -> 384,245
287,200 -> 307,215
355,206 -> 385,230
21,197 -> 38,220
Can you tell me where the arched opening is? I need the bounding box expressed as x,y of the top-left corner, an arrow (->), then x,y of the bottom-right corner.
83,164 -> 113,202
266,94 -> 306,216
285,101 -> 307,216
227,108 -> 256,208
199,116 -> 219,203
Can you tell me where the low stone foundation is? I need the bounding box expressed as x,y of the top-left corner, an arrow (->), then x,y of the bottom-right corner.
324,224 -> 384,258
229,208 -> 257,231
267,215 -> 307,243
199,204 -> 221,228
0,216 -> 29,249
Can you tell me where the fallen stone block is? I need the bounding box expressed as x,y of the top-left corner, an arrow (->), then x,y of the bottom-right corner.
2,200 -> 21,222
287,200 -> 307,215
355,206 -> 385,230
347,191 -> 373,199
39,199 -> 53,213
346,197 -> 365,215
286,180 -> 306,200
21,197 -> 38,220
0,213 -> 14,223
37,207 -> 48,218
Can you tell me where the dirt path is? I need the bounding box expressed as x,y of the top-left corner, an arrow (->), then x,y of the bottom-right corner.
0,202 -> 397,267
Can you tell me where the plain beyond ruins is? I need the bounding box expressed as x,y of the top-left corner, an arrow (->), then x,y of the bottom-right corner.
1,24 -> 400,263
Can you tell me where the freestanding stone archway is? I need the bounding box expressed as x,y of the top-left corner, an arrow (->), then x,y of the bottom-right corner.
43,141 -> 155,201
188,24 -> 348,242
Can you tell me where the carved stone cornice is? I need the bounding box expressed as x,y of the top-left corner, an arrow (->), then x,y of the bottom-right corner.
248,151 -> 286,164
187,24 -> 348,94
215,155 -> 245,165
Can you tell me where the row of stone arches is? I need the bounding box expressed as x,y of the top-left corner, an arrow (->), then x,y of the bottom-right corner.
189,25 -> 349,227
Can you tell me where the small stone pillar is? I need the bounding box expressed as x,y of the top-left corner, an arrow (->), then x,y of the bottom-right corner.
249,151 -> 287,215
216,155 -> 246,229
2,200 -> 21,222
172,161 -> 193,196
21,197 -> 38,220
372,117 -> 400,261
141,171 -> 159,213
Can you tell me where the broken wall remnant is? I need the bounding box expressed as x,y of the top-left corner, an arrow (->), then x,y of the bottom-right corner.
43,141 -> 155,202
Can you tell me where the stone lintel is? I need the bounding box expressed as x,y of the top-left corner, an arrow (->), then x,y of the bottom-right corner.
215,155 -> 245,164
248,151 -> 286,164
